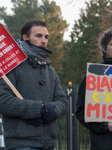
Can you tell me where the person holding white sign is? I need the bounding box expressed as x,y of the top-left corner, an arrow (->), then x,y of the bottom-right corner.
75,27 -> 112,150
0,20 -> 68,150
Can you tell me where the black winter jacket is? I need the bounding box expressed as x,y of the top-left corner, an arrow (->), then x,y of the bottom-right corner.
75,57 -> 112,150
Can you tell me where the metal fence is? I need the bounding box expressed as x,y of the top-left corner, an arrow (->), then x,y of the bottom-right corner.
79,125 -> 90,150
55,85 -> 90,150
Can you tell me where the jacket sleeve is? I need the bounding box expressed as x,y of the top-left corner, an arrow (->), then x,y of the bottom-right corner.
0,69 -> 43,119
75,75 -> 110,134
49,74 -> 68,119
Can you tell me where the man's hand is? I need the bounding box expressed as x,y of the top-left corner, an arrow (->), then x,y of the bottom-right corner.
27,103 -> 57,126
41,103 -> 57,124
108,122 -> 112,132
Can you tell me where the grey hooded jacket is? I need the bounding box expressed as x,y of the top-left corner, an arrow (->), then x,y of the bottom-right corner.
0,51 -> 68,149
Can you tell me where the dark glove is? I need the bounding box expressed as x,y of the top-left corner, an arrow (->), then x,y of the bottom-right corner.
41,103 -> 57,124
27,117 -> 44,127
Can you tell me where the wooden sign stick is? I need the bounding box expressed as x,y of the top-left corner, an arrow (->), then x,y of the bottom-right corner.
2,75 -> 23,99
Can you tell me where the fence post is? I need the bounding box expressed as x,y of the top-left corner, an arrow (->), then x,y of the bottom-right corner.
72,85 -> 80,150
67,82 -> 73,150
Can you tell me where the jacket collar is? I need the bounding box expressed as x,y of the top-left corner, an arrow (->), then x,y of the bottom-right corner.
101,57 -> 112,65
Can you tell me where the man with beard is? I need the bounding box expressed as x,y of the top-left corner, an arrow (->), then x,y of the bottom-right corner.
0,20 -> 68,150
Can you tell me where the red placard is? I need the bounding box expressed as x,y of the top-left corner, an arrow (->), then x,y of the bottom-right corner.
0,24 -> 27,78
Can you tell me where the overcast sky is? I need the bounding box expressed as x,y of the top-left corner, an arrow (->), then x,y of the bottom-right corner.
0,0 -> 88,41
